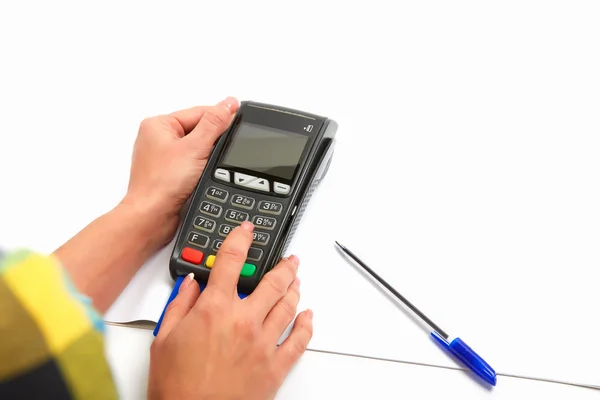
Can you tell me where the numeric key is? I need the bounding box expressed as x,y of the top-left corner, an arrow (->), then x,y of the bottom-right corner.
230,194 -> 255,210
252,215 -> 277,230
194,216 -> 216,233
258,200 -> 283,215
199,201 -> 223,218
218,224 -> 236,237
225,209 -> 250,223
205,186 -> 228,202
252,231 -> 270,245
212,239 -> 223,252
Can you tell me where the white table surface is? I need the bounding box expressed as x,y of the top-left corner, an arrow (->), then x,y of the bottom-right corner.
104,323 -> 599,400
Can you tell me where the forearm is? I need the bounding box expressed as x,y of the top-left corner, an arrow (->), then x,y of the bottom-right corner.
53,201 -> 175,314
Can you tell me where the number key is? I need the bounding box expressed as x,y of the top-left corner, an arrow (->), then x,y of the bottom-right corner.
231,194 -> 255,210
252,215 -> 277,230
218,223 -> 236,237
199,201 -> 222,218
252,231 -> 270,245
206,186 -> 228,202
212,239 -> 223,252
258,200 -> 283,215
225,209 -> 250,223
193,216 -> 216,233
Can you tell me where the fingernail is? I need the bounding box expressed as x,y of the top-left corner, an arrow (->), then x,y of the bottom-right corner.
306,309 -> 313,320
289,254 -> 300,267
294,276 -> 301,287
179,272 -> 195,293
241,221 -> 254,231
219,96 -> 239,111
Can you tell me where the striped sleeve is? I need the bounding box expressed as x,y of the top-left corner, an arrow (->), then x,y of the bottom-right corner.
0,249 -> 118,399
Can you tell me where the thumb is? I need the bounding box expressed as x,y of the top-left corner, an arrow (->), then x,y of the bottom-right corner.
184,97 -> 239,159
156,273 -> 200,339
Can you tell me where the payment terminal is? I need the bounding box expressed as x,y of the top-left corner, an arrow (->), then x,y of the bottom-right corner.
169,100 -> 337,295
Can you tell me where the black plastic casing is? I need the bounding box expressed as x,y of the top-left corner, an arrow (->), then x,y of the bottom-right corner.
169,100 -> 337,294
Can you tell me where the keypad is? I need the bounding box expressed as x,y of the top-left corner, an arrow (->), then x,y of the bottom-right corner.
231,194 -> 255,210
180,184 -> 285,277
258,200 -> 283,215
224,209 -> 250,223
199,201 -> 223,218
252,215 -> 277,230
194,216 -> 216,233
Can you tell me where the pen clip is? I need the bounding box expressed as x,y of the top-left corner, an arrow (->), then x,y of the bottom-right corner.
431,331 -> 497,386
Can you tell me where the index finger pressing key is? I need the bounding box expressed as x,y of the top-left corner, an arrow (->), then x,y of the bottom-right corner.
206,221 -> 254,296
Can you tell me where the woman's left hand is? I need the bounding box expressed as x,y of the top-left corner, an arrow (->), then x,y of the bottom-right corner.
53,97 -> 239,313
123,96 -> 239,244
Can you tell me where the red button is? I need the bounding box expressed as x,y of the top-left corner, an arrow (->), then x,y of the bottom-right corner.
182,247 -> 204,264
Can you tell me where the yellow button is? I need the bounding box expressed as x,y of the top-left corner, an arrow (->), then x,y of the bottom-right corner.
205,255 -> 216,268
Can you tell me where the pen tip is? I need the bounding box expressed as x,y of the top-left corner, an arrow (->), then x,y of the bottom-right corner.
334,241 -> 345,249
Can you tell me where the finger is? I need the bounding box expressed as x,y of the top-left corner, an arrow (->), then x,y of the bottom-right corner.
262,276 -> 300,342
183,97 -> 239,158
169,106 -> 207,134
168,96 -> 237,134
247,255 -> 299,320
156,273 -> 200,339
274,309 -> 313,377
206,221 -> 254,296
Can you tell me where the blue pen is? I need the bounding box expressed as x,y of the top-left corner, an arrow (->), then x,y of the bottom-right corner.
335,241 -> 497,386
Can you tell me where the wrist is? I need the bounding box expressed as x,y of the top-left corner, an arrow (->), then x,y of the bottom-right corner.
117,194 -> 179,250
52,195 -> 180,313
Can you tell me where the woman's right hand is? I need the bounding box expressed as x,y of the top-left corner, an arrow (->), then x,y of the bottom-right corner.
147,221 -> 313,400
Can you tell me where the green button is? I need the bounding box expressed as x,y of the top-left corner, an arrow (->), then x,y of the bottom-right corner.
240,263 -> 256,277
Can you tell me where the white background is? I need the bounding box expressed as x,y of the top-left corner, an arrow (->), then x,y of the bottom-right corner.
2,0 -> 600,398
